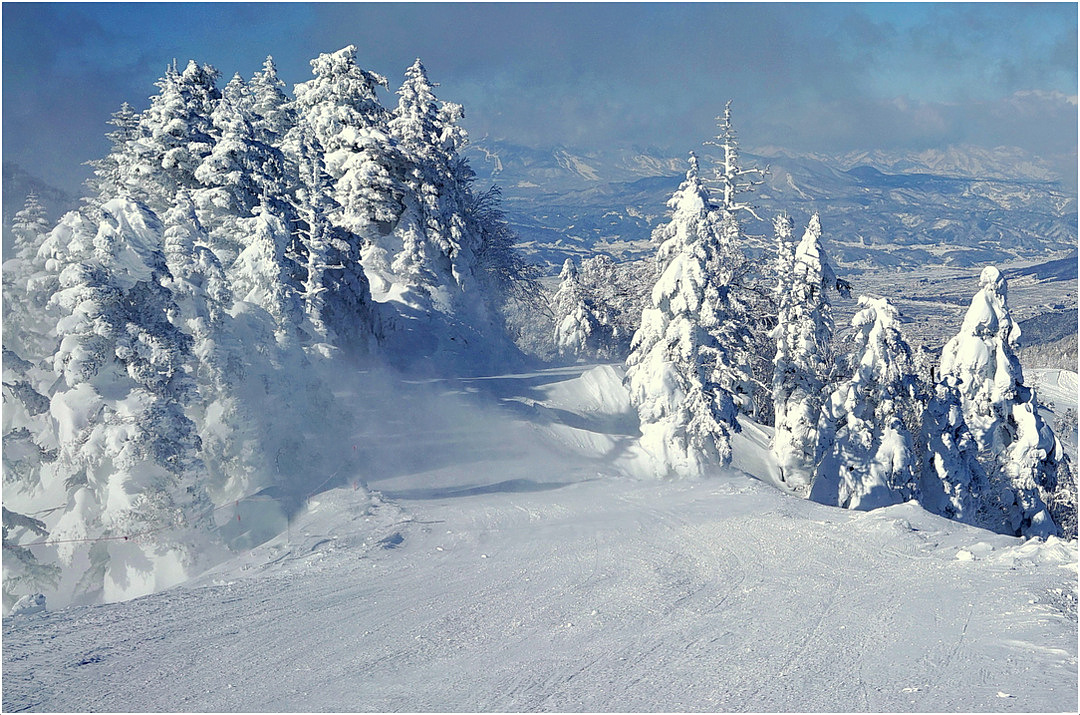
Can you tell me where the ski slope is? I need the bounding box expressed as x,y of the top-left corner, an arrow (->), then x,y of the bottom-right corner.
3,365 -> 1077,712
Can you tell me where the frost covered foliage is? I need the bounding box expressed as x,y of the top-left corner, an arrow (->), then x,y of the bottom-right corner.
2,46 -> 534,611
939,267 -> 1068,538
625,154 -> 748,477
772,213 -> 839,490
546,255 -> 651,361
3,193 -> 56,359
31,199 -> 220,605
552,258 -> 619,361
811,297 -> 919,510
917,377 -> 992,528
288,45 -> 402,242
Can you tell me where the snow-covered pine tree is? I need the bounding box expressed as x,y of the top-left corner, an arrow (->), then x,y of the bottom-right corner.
231,197 -> 305,343
771,213 -> 839,490
288,45 -> 404,243
193,72 -> 289,266
939,266 -> 1063,537
575,253 -> 641,358
3,193 -> 56,359
10,192 -> 51,260
222,72 -> 253,118
551,258 -> 611,360
386,58 -> 488,298
706,100 -> 768,223
249,56 -> 295,146
387,59 -> 457,286
128,60 -> 222,215
84,102 -> 141,203
810,296 -> 919,510
702,101 -> 770,416
38,198 -> 218,603
918,376 -> 992,527
625,153 -> 748,477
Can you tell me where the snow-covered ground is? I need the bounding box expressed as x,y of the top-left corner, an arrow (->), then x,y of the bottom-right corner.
3,365 -> 1077,712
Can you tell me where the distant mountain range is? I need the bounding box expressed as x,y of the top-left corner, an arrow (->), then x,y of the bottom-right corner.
4,143 -> 1076,277
465,141 -> 1078,274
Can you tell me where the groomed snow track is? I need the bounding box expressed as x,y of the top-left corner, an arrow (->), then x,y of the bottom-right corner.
3,365 -> 1076,712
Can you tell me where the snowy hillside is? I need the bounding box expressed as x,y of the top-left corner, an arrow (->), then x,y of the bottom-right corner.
3,364 -> 1076,712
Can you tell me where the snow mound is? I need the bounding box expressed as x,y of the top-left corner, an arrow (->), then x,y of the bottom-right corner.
538,364 -> 633,416
9,593 -> 46,616
191,488 -> 406,586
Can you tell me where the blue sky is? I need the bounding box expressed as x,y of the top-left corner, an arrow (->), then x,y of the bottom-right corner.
3,2 -> 1077,196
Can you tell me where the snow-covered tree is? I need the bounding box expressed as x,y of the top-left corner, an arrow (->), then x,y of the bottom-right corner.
3,194 -> 56,358
939,266 -> 1062,538
625,154 -> 748,477
11,193 -> 51,260
699,101 -> 773,415
249,55 -> 294,145
231,199 -> 304,341
811,296 -> 919,510
917,376 -> 992,527
193,73 -> 289,265
772,213 -> 840,490
129,60 -> 222,214
387,59 -> 477,291
288,45 -> 403,242
39,199 -> 218,603
705,100 -> 768,222
84,103 -> 141,203
552,258 -> 612,360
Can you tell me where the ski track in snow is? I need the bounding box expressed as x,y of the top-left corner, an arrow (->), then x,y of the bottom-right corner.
3,364 -> 1077,712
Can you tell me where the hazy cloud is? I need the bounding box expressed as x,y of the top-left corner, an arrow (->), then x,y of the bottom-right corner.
3,3 -> 1076,196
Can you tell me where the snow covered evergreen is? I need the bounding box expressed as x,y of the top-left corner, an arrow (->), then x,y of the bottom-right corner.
625,154 -> 747,477
771,213 -> 840,490
939,266 -> 1065,538
810,296 -> 919,510
551,258 -> 619,360
131,60 -> 222,215
917,376 -> 992,527
39,198 -> 219,603
704,101 -> 772,417
288,45 -> 403,244
3,193 -> 56,359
